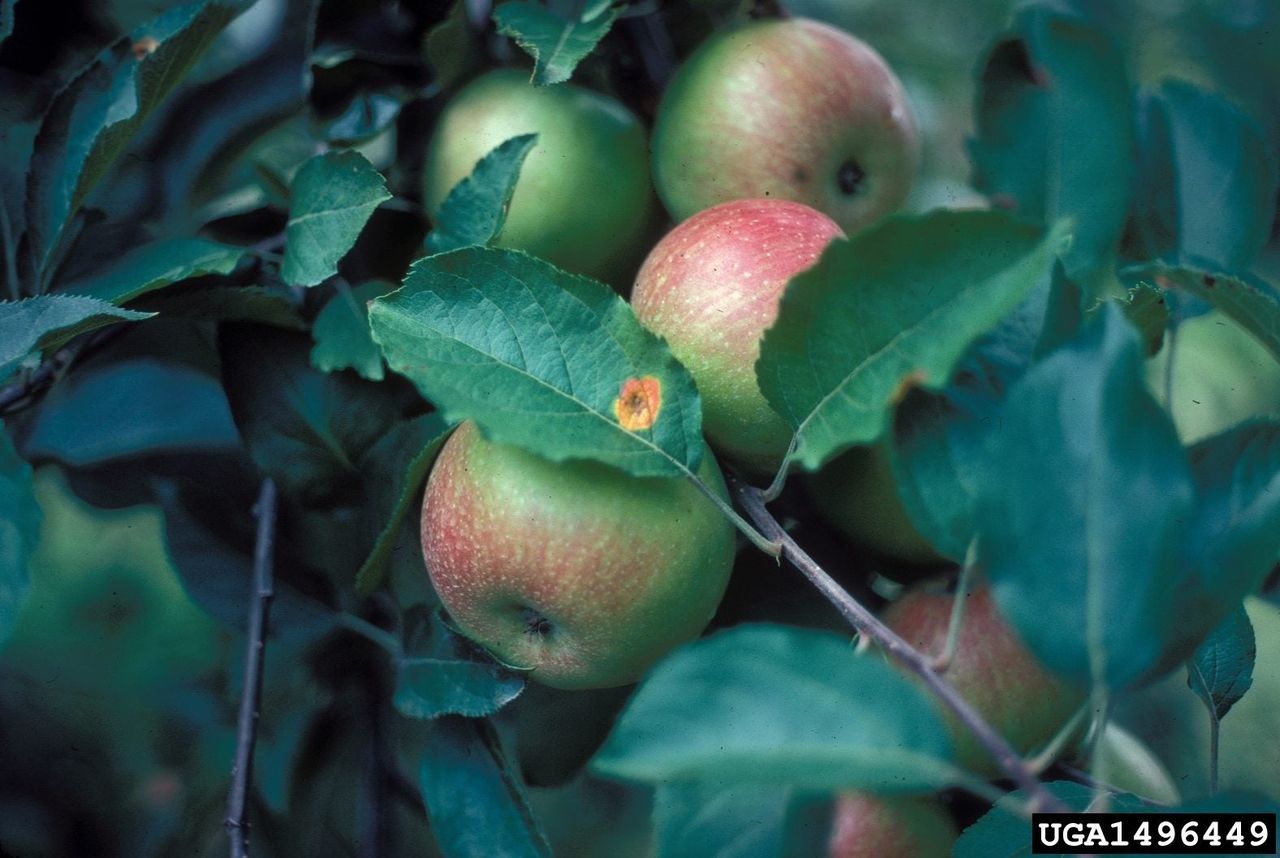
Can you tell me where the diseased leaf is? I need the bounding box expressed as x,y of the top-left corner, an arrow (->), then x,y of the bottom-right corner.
757,210 -> 1064,471
1119,281 -> 1170,356
369,247 -> 703,478
591,625 -> 957,791
23,359 -> 239,466
1123,261 -> 1280,365
0,421 -> 39,648
22,0 -> 251,288
415,716 -> 552,858
1131,80 -> 1279,270
311,281 -> 392,381
0,295 -> 151,377
493,1 -> 619,86
976,305 -> 1195,689
1187,606 -> 1255,722
426,134 -> 537,255
354,413 -> 451,596
281,150 -> 391,287
61,237 -> 247,304
394,609 -> 524,720
970,7 -> 1134,289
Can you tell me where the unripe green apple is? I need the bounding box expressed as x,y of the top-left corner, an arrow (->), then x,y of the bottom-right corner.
827,792 -> 956,858
806,439 -> 942,570
631,198 -> 843,472
1147,310 -> 1280,444
883,584 -> 1084,776
420,421 -> 736,690
424,68 -> 658,284
652,18 -> 919,234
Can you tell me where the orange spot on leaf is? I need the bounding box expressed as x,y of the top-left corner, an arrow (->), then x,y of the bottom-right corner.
132,36 -> 159,60
614,376 -> 662,431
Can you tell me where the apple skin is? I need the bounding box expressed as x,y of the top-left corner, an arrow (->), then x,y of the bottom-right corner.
827,792 -> 956,858
806,439 -> 943,570
420,421 -> 736,690
424,68 -> 658,285
631,199 -> 843,472
1146,310 -> 1280,444
883,585 -> 1085,776
652,18 -> 919,235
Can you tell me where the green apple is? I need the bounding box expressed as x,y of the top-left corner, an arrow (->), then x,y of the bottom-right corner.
806,439 -> 942,570
424,68 -> 658,285
652,18 -> 919,234
827,792 -> 956,858
631,198 -> 843,473
1147,310 -> 1280,444
883,584 -> 1084,776
419,421 -> 736,690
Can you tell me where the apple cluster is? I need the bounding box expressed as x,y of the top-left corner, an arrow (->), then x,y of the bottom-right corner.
414,14 -> 1186,855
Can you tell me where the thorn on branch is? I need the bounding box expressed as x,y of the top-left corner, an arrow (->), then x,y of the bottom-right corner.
225,479 -> 278,858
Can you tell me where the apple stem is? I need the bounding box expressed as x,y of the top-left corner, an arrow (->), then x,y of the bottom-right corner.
687,472 -> 783,556
730,475 -> 1071,813
225,478 -> 278,858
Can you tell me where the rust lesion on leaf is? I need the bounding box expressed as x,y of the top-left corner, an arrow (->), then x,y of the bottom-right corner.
131,36 -> 160,60
613,376 -> 662,432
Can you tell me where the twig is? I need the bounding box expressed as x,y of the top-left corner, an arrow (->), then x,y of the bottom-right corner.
730,476 -> 1069,812
0,324 -> 131,416
225,479 -> 279,858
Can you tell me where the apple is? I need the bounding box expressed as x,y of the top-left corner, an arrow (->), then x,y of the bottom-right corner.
419,421 -> 736,690
827,792 -> 956,858
423,68 -> 659,285
1146,310 -> 1280,444
806,439 -> 943,569
630,198 -> 843,472
652,18 -> 919,235
882,584 -> 1084,776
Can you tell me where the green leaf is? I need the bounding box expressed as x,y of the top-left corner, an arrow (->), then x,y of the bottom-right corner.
60,237 -> 247,305
131,283 -> 307,330
0,295 -> 151,377
975,305 -> 1196,689
891,283 -> 1051,561
369,247 -> 703,478
493,1 -> 619,86
23,359 -> 239,466
416,716 -> 552,858
1187,605 -> 1255,723
1132,79 -> 1279,270
394,609 -> 524,720
426,134 -> 537,255
757,211 -> 1064,471
280,150 -> 391,287
311,281 -> 391,381
0,0 -> 15,46
219,324 -> 414,504
0,421 -> 39,648
1184,421 -> 1280,625
1122,262 -> 1280,365
354,413 -> 451,596
591,625 -> 957,791
323,92 -> 402,147
425,0 -> 484,89
970,7 -> 1134,288
22,0 -> 250,287
653,782 -> 831,858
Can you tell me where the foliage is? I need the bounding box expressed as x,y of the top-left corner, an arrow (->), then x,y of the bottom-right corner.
1,0 -> 1279,855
